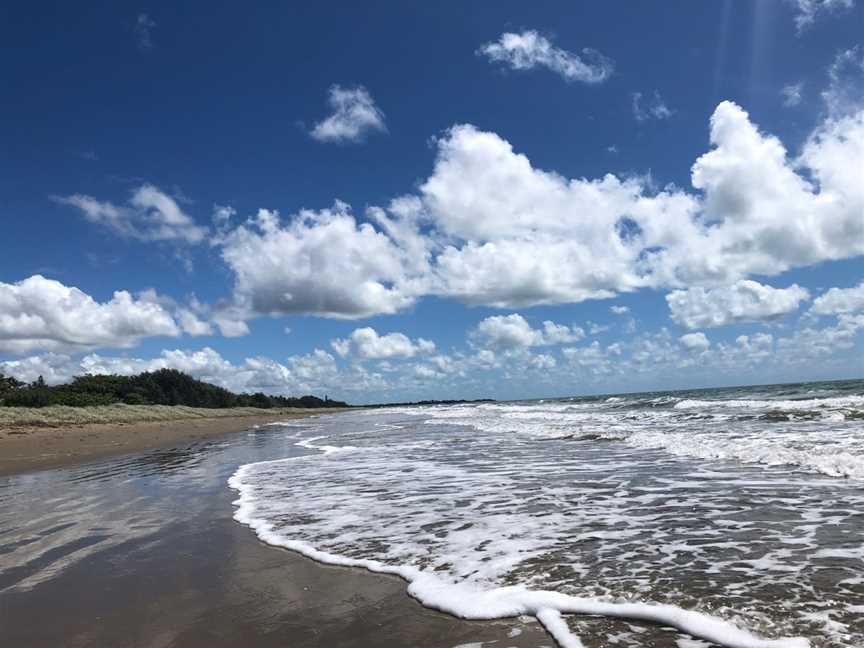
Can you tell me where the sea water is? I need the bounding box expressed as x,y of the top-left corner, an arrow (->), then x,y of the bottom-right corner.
230,380 -> 864,648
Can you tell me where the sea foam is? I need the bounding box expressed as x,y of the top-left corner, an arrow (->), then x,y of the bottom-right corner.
230,458 -> 810,648
229,427 -> 824,647
230,386 -> 864,647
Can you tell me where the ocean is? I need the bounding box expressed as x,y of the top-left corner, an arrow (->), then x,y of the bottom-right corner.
230,379 -> 864,648
1,379 -> 862,647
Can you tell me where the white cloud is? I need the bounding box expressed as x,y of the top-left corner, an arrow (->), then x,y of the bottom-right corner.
650,101 -> 864,285
781,82 -> 804,107
811,282 -> 864,314
310,85 -> 386,144
478,30 -> 613,83
667,280 -> 809,329
3,305 -> 861,401
134,13 -> 156,50
562,341 -> 615,374
790,0 -> 854,33
331,327 -> 435,360
55,184 -> 207,244
734,333 -> 775,360
473,314 -> 583,349
215,90 -> 864,320
136,289 -> 216,337
412,123 -> 683,306
632,91 -> 674,121
0,275 -> 180,353
679,332 -> 710,351
474,314 -> 536,349
219,204 -> 414,319
777,313 -> 864,359
588,322 -> 611,335
0,346 -> 387,399
213,204 -> 237,233
413,364 -> 443,380
822,47 -> 864,117
414,100 -> 859,306
540,320 -> 585,344
175,309 -> 213,336
610,305 -> 630,315
529,353 -> 557,370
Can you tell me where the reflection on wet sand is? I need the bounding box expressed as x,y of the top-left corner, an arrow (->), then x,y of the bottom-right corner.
0,416 -> 544,647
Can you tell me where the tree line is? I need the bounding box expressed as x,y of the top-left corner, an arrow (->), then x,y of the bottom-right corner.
0,369 -> 348,409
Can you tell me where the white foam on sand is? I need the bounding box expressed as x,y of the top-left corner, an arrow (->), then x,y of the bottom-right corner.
229,455 -> 811,648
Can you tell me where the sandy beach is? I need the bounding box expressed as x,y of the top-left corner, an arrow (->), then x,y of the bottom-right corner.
0,411 -> 548,648
0,408 -> 344,476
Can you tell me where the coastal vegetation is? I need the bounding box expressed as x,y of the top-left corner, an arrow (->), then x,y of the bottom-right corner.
0,368 -> 348,409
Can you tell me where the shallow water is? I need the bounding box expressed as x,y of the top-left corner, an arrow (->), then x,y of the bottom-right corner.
0,416 -> 549,647
231,380 -> 864,648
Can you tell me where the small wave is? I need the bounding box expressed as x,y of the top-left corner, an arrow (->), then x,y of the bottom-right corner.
611,429 -> 864,480
295,436 -> 358,455
674,395 -> 864,411
229,459 -> 809,648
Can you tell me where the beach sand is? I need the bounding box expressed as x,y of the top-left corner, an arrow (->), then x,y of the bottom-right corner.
0,413 -> 550,648
0,506 -> 548,647
0,409 -> 340,476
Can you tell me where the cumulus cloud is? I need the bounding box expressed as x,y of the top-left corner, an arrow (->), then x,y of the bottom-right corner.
215,92 -> 864,320
529,353 -> 557,370
478,30 -> 613,83
175,309 -> 213,336
734,332 -> 775,358
136,289 -> 216,337
667,280 -> 809,329
811,282 -> 864,314
790,0 -> 854,33
632,91 -> 674,121
0,275 -> 180,353
55,184 -> 207,244
310,85 -> 386,143
777,313 -> 864,359
331,327 -> 435,360
473,314 -> 584,349
412,123 -> 681,306
422,101 -> 862,303
610,305 -> 630,315
651,101 -> 864,285
781,82 -> 804,107
562,341 -> 615,374
219,204 -> 414,319
679,332 -> 710,351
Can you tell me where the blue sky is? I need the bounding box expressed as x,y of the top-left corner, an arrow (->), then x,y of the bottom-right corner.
1,1 -> 863,402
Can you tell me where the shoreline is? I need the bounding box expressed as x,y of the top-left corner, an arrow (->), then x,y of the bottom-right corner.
0,414 -> 549,647
0,408 -> 344,476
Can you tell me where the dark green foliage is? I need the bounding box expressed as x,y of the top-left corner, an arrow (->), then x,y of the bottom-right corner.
0,369 -> 349,409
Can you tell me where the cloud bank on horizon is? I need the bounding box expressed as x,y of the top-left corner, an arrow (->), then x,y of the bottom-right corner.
2,4 -> 863,402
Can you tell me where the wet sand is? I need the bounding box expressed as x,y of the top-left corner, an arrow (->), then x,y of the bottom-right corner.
0,410 -> 340,476
0,504 -> 547,647
0,416 -> 550,648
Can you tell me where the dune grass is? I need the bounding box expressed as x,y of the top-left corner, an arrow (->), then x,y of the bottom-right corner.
0,404 -> 337,429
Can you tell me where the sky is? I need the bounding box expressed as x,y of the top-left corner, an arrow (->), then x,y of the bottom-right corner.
1,0 -> 863,403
